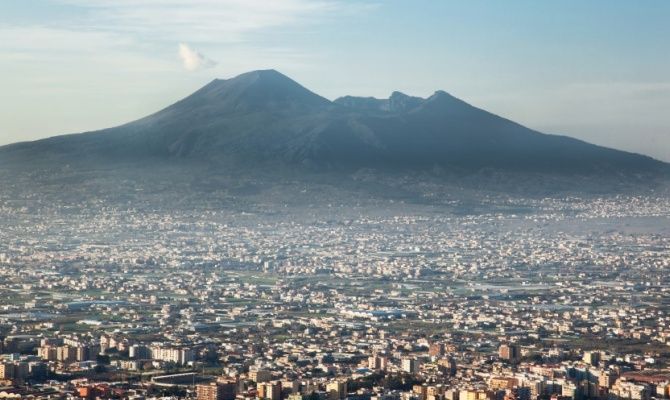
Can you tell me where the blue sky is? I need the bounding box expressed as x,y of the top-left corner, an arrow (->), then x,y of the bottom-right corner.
1,0 -> 669,160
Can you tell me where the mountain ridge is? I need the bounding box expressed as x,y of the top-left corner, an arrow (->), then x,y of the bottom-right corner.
0,69 -> 667,184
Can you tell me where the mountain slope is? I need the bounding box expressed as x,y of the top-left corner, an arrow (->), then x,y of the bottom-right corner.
0,69 -> 667,179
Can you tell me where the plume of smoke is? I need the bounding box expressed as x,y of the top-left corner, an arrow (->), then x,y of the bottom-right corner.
179,43 -> 216,71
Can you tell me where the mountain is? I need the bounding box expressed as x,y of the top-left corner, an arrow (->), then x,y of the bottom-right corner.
1,69 -> 668,185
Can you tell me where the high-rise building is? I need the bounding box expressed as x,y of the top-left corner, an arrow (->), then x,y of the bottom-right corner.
0,362 -> 28,382
196,380 -> 237,400
583,351 -> 600,366
499,344 -> 520,363
216,377 -> 238,400
76,345 -> 91,362
326,380 -> 347,400
38,346 -> 58,361
197,383 -> 222,400
438,357 -> 457,376
598,370 -> 617,388
429,343 -> 445,357
99,336 -> 110,354
250,369 -> 272,383
129,344 -> 151,359
29,362 -> 48,381
402,357 -> 420,374
368,355 -> 389,371
413,385 -> 428,400
258,381 -> 281,400
56,345 -> 77,363
0,363 -> 14,380
13,363 -> 29,383
149,346 -> 195,365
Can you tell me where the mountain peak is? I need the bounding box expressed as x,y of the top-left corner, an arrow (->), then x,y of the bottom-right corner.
428,90 -> 458,101
242,68 -> 286,78
390,90 -> 409,98
415,89 -> 471,112
165,69 -> 331,117
208,69 -> 290,83
224,69 -> 294,86
388,91 -> 424,112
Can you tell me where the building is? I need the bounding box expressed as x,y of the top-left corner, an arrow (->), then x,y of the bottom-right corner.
197,382 -> 236,400
655,382 -> 670,399
0,363 -> 14,380
438,357 -> 457,376
490,377 -> 518,390
129,344 -> 151,359
29,362 -> 48,381
327,380 -> 347,400
460,389 -> 494,400
402,357 -> 420,374
599,370 -> 618,388
258,381 -> 281,400
413,385 -> 428,400
505,387 -> 530,400
445,389 -> 460,400
429,343 -> 445,357
216,377 -> 238,400
250,369 -> 272,383
38,346 -> 57,361
368,355 -> 389,371
77,384 -> 110,400
427,384 -> 446,400
150,345 -> 195,365
609,380 -> 650,400
76,345 -> 92,362
57,345 -> 77,363
583,351 -> 600,366
0,362 -> 29,382
281,380 -> 300,396
499,344 -> 520,363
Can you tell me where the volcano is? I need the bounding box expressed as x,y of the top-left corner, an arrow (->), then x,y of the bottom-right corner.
1,69 -> 667,183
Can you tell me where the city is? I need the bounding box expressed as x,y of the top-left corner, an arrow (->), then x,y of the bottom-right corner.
1,192 -> 668,400
1,1 -> 670,400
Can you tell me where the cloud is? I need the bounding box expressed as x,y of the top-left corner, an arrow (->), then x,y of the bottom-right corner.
53,0 -> 362,43
178,43 -> 216,71
1,1 -> 376,73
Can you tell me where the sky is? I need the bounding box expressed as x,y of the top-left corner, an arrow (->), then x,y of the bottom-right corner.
1,0 -> 669,161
